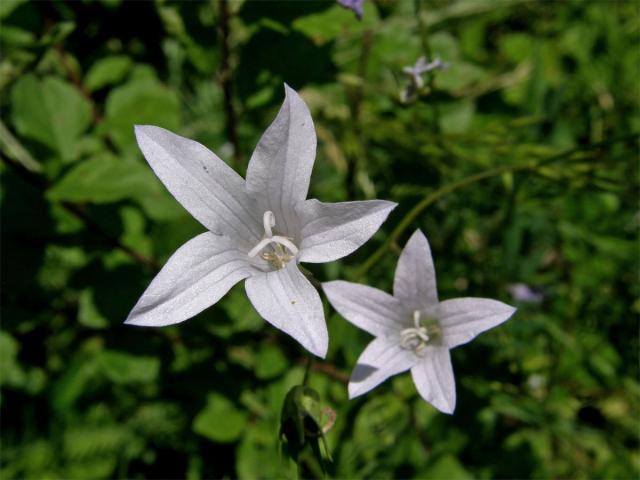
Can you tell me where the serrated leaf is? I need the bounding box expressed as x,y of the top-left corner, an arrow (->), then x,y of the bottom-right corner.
193,393 -> 248,443
11,74 -> 92,161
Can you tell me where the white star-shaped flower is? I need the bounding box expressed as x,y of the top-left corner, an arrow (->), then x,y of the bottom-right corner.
323,229 -> 515,413
125,85 -> 397,358
402,56 -> 448,89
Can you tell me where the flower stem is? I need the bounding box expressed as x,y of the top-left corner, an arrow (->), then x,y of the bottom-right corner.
216,0 -> 242,171
303,354 -> 315,386
414,0 -> 441,133
353,133 -> 639,280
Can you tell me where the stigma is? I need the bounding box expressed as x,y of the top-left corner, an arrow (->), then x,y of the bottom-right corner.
400,310 -> 439,356
248,211 -> 298,269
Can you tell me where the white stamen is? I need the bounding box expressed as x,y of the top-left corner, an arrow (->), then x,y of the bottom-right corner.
248,211 -> 299,262
400,310 -> 432,355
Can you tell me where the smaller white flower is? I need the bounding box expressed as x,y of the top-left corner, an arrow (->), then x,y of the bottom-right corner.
402,56 -> 448,89
323,229 -> 516,414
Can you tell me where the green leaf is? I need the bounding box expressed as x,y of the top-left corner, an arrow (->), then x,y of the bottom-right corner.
98,350 -> 160,384
11,74 -> 92,161
0,330 -> 25,387
422,455 -> 473,480
0,0 -> 27,19
78,289 -> 109,329
46,153 -> 160,204
237,422 -> 287,480
193,393 -> 248,443
102,77 -> 180,152
439,99 -> 475,134
255,344 -> 288,380
85,55 -> 132,92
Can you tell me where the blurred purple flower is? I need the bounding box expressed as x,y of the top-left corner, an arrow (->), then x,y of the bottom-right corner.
402,56 -> 449,89
507,283 -> 544,304
337,0 -> 364,20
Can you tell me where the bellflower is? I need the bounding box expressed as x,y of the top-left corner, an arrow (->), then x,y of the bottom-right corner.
323,230 -> 515,413
337,0 -> 364,20
508,283 -> 544,304
402,56 -> 448,89
125,85 -> 396,358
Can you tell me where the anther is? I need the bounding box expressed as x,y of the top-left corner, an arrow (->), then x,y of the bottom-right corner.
400,310 -> 431,355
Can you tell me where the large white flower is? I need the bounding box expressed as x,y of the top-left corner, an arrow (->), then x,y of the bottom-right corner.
323,229 -> 515,413
125,85 -> 396,358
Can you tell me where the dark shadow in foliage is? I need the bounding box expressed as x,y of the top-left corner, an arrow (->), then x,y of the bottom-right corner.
236,28 -> 336,102
0,169 -> 54,304
71,260 -> 146,328
34,1 -> 166,73
239,0 -> 330,25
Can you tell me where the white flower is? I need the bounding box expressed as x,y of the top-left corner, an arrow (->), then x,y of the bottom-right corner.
323,229 -> 515,413
125,85 -> 396,358
402,56 -> 448,89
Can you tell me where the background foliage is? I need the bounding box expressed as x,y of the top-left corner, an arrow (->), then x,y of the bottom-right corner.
1,0 -> 638,478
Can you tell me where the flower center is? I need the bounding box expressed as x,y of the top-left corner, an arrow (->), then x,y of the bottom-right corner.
400,310 -> 440,356
248,211 -> 298,269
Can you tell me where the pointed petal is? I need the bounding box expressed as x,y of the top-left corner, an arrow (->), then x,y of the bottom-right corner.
297,199 -> 397,263
393,229 -> 438,309
126,233 -> 253,327
135,125 -> 261,246
411,347 -> 456,414
438,298 -> 516,348
349,337 -> 416,398
245,262 -> 327,358
323,280 -> 406,337
245,85 -> 316,234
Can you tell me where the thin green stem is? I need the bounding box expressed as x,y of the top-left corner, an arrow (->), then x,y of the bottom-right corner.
303,355 -> 315,386
414,0 -> 441,133
352,133 -> 638,280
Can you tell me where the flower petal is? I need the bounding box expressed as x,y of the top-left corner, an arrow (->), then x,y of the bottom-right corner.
245,262 -> 327,358
323,280 -> 406,337
297,199 -> 397,263
245,85 -> 316,235
438,297 -> 516,348
135,125 -> 261,247
126,233 -> 253,327
411,347 -> 456,414
393,229 -> 438,310
348,337 -> 415,398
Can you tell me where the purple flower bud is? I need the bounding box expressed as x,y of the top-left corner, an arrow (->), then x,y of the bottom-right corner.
337,0 -> 364,20
507,283 -> 544,304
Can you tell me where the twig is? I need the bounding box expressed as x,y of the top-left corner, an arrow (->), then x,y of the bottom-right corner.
217,0 -> 242,171
0,129 -> 159,272
414,0 -> 441,133
312,361 -> 349,385
53,44 -> 103,124
303,355 -> 314,386
353,133 -> 639,279
345,29 -> 374,200
62,201 -> 159,271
